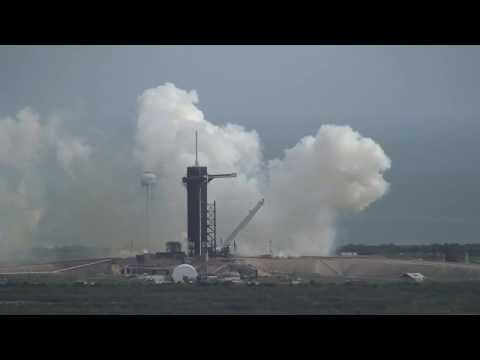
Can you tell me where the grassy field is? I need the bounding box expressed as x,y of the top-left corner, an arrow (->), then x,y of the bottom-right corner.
1,279 -> 480,314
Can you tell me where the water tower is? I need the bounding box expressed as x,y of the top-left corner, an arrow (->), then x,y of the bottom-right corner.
141,171 -> 157,251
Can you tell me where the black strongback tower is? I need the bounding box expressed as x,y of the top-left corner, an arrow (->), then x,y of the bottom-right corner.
182,132 -> 236,257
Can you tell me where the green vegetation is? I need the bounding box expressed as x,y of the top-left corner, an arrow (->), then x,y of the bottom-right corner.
338,243 -> 478,261
1,280 -> 480,314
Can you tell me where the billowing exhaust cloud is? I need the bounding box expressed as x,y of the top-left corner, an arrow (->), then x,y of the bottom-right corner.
134,83 -> 391,255
56,139 -> 92,176
0,108 -> 93,258
256,125 -> 391,255
0,82 -> 390,260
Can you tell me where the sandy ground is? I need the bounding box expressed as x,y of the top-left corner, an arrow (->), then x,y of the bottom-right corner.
240,256 -> 480,281
2,255 -> 480,282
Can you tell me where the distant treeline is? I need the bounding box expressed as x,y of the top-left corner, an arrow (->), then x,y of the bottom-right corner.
337,243 -> 480,261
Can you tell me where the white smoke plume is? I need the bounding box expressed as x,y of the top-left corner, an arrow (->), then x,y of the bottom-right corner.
134,83 -> 391,256
0,82 -> 390,260
0,108 -> 43,168
256,125 -> 391,255
0,108 -> 92,173
0,108 -> 92,258
56,138 -> 92,175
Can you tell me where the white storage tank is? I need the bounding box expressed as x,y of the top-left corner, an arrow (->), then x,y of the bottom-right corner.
141,171 -> 157,186
172,264 -> 198,283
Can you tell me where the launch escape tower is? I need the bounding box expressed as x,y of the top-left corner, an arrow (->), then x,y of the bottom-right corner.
182,131 -> 237,257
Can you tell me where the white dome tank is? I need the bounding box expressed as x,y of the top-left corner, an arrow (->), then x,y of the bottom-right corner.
141,171 -> 157,186
172,264 -> 198,283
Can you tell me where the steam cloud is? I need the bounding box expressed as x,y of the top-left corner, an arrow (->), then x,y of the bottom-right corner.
0,108 -> 92,257
134,83 -> 391,256
0,82 -> 390,260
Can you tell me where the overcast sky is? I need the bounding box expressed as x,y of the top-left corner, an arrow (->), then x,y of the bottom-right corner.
1,45 -> 479,246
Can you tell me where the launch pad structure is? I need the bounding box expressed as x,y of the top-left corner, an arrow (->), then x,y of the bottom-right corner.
182,131 -> 237,257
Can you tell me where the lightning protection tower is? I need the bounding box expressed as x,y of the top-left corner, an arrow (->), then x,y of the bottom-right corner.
182,131 -> 237,257
141,171 -> 157,252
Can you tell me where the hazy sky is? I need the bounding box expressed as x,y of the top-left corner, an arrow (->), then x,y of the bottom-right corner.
1,45 -> 479,246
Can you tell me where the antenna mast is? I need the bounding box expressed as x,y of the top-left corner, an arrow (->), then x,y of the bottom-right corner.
195,130 -> 199,166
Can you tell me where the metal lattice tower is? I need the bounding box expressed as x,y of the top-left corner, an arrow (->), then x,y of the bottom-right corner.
206,201 -> 216,255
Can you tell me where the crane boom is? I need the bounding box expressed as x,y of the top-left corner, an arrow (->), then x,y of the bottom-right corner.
222,199 -> 264,253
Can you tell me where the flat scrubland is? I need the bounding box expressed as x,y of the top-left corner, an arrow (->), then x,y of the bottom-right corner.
1,279 -> 480,314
